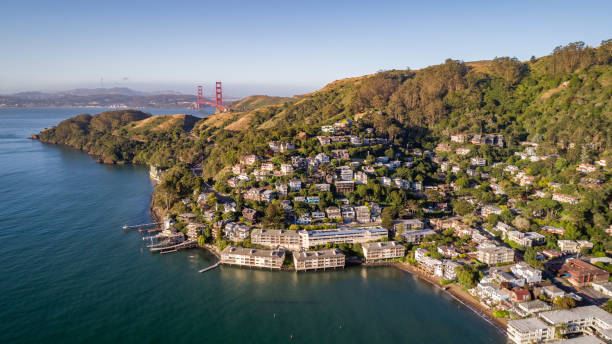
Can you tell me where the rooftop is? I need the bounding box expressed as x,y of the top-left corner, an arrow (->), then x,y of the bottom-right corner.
540,306 -> 612,326
508,317 -> 551,333
293,249 -> 344,261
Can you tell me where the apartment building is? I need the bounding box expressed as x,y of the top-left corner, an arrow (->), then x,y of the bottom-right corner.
362,241 -> 405,262
221,246 -> 285,269
293,249 -> 345,271
251,228 -> 302,250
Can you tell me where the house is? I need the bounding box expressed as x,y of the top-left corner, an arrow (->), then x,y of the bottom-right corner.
355,206 -> 371,224
576,163 -> 597,173
542,226 -> 565,235
595,159 -> 607,167
511,262 -> 543,284
275,183 -> 288,195
477,246 -> 515,265
306,196 -> 320,204
516,300 -> 552,316
470,157 -> 487,167
379,176 -> 392,187
239,154 -> 259,166
437,245 -> 459,258
242,208 -> 257,222
297,214 -> 312,225
221,246 -> 285,269
339,167 -> 353,181
592,282 -> 612,297
280,164 -> 294,175
334,181 -> 354,194
474,278 -> 510,302
293,249 -> 345,271
450,134 -> 466,143
341,206 -> 355,222
558,259 -> 610,286
456,147 -> 471,155
507,318 -> 554,344
223,222 -> 252,242
362,241 -> 405,262
552,193 -> 579,205
326,206 -> 342,220
315,183 -> 330,191
495,222 -> 514,238
311,211 -> 326,221
508,288 -> 532,302
481,204 -> 502,218
186,222 -> 205,240
434,142 -> 452,153
331,149 -> 350,160
558,240 -> 593,253
349,136 -> 362,145
315,153 -> 330,164
321,125 -> 335,133
289,179 -> 302,191
232,164 -> 247,175
354,171 -> 368,184
316,136 -> 332,145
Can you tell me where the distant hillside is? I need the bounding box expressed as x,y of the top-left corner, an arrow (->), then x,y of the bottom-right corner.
229,95 -> 294,111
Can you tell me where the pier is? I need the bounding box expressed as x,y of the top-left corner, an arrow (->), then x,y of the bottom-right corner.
122,222 -> 161,230
198,261 -> 220,273
149,240 -> 197,253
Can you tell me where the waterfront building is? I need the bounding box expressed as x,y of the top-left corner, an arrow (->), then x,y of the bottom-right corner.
516,300 -> 552,316
476,246 -> 514,265
298,226 -> 388,248
539,306 -> 612,339
507,317 -> 554,344
220,246 -> 285,269
223,222 -> 252,242
362,241 -> 405,262
293,249 -> 345,271
251,228 -> 301,250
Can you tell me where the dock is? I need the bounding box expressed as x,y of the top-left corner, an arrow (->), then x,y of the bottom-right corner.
198,261 -> 221,273
149,240 -> 197,253
122,222 -> 161,230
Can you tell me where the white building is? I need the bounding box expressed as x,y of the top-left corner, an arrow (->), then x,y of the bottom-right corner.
507,318 -> 554,344
511,262 -> 543,284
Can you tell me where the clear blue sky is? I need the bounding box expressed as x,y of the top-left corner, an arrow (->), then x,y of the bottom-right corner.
1,0 -> 610,97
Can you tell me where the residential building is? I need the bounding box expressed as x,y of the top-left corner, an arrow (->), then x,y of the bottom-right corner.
511,262 -> 543,284
315,183 -> 330,191
339,167 -> 353,181
340,206 -> 355,221
355,205 -> 371,223
393,219 -> 425,232
315,153 -> 330,164
280,163 -> 294,175
552,193 -> 579,205
298,226 -> 388,248
223,222 -> 252,242
450,134 -> 466,143
516,300 -> 551,316
456,147 -> 471,155
592,282 -> 612,297
293,249 -> 345,271
507,318 -> 554,344
477,246 -> 515,265
221,246 -> 285,269
558,259 -> 610,286
576,163 -> 597,173
354,171 -> 368,184
481,204 -> 502,217
326,206 -> 342,220
362,241 -> 405,262
471,157 -> 487,166
251,228 -> 302,250
402,229 -> 436,244
311,211 -> 326,221
275,183 -> 288,195
539,306 -> 612,339
239,154 -> 259,166
542,225 -> 565,235
542,285 -> 565,299
334,181 -> 355,193
507,231 -> 546,247
242,208 -> 257,222
331,149 -> 350,160
558,240 -> 594,254
289,179 -> 302,191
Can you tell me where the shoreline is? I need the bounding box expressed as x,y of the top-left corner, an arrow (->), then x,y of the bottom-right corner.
390,262 -> 507,334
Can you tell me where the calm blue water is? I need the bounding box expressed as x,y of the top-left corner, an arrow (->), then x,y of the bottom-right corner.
0,108 -> 505,343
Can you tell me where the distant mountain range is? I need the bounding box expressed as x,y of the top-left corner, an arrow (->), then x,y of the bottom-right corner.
0,87 -> 199,108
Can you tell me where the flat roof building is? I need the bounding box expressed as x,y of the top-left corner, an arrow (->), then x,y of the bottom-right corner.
362,241 -> 405,262
251,228 -> 301,250
298,226 -> 388,248
507,317 -> 554,344
293,249 -> 345,271
477,246 -> 515,265
221,246 -> 285,270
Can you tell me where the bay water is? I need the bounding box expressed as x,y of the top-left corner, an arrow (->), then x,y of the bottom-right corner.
0,108 -> 505,343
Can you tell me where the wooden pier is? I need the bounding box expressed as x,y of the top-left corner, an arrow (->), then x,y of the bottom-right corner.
122,222 -> 161,230
149,240 -> 197,253
198,261 -> 221,273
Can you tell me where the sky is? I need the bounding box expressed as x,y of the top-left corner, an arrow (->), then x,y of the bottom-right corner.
0,0 -> 611,98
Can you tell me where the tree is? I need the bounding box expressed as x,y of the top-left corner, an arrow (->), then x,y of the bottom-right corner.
452,199 -> 474,216
524,247 -> 543,268
262,203 -> 286,228
381,206 -> 398,230
554,296 -> 576,309
456,265 -> 480,288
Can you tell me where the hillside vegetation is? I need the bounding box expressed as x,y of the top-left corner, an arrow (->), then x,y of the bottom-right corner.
229,95 -> 294,111
39,39 -> 612,183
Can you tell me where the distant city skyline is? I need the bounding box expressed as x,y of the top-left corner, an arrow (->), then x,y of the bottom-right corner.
1,0 -> 611,97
